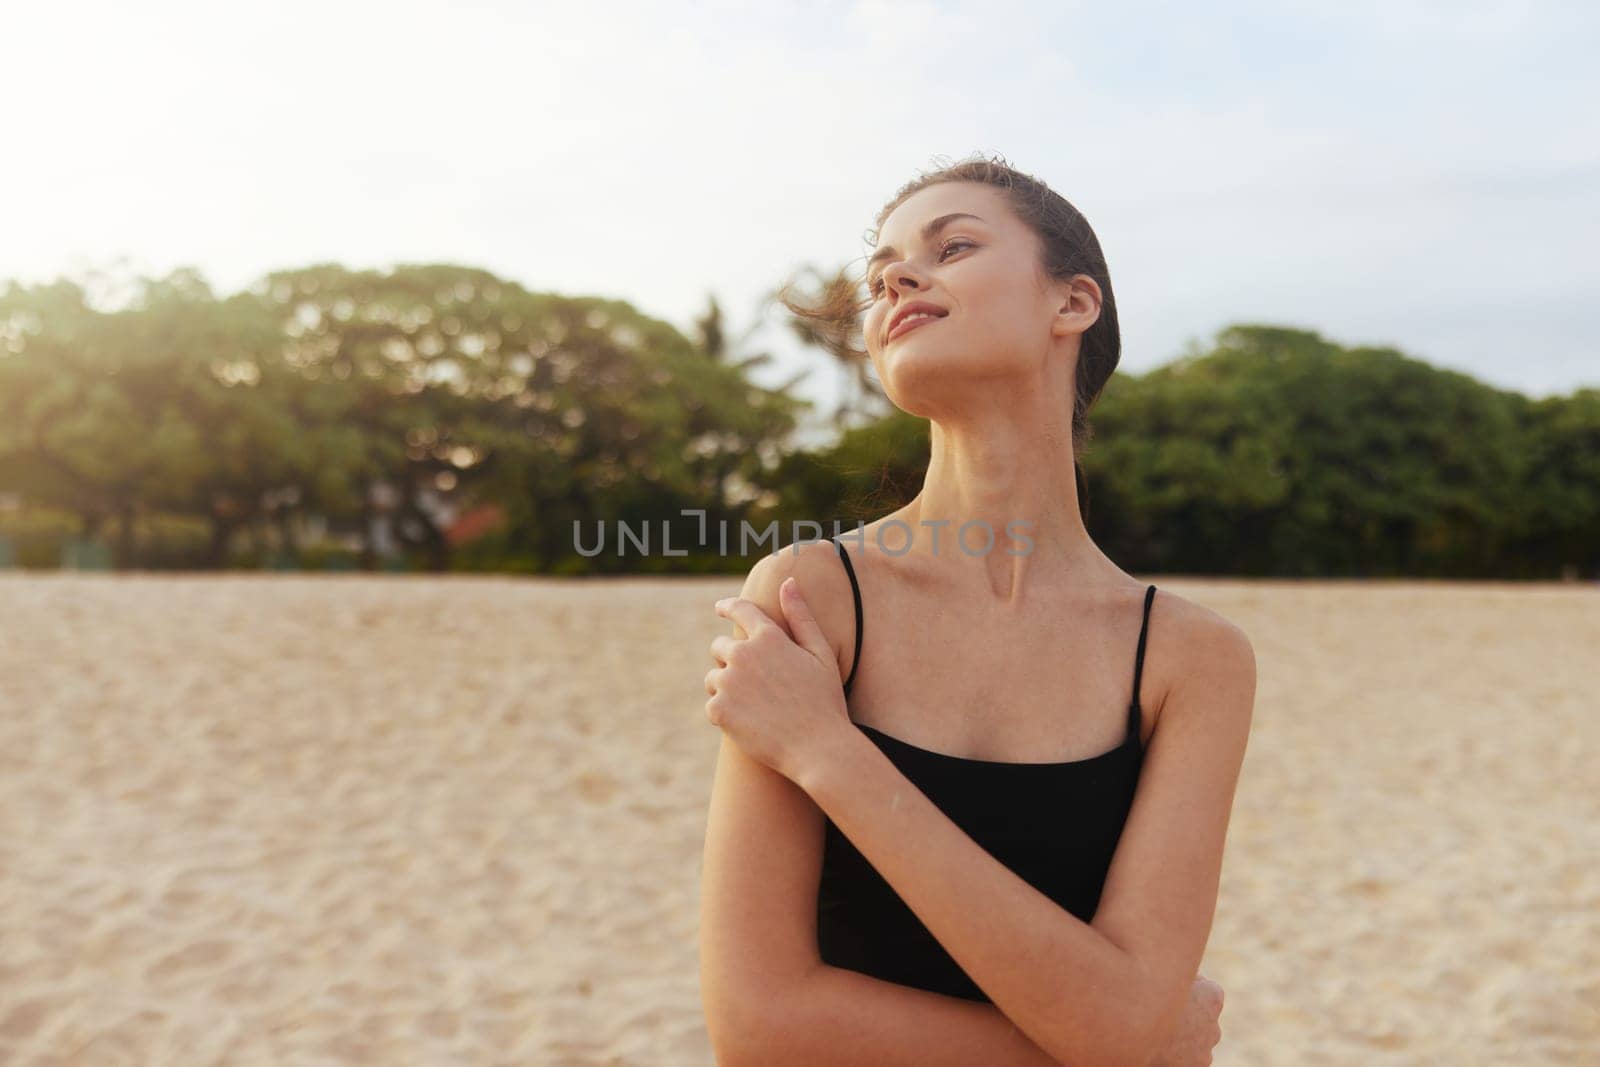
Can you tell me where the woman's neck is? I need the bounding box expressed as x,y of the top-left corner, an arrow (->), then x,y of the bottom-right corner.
888,409 -> 1110,604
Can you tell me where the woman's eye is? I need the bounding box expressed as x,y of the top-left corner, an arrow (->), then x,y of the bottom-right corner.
866,240 -> 972,300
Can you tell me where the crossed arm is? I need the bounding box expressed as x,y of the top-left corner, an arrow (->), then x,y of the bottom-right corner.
701,728 -> 1077,1066
699,547 -> 1255,1065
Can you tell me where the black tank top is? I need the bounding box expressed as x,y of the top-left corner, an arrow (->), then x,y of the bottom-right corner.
815,537 -> 1155,1004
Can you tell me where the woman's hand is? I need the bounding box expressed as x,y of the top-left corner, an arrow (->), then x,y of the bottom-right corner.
705,577 -> 852,786
1145,973 -> 1225,1066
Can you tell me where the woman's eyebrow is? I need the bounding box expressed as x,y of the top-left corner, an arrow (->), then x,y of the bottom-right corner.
866,213 -> 986,272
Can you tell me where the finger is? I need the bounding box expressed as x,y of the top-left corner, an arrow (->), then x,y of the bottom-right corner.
704,667 -> 718,695
709,635 -> 735,666
777,577 -> 833,663
714,596 -> 777,639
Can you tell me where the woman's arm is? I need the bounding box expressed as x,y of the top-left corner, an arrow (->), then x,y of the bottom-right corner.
700,544 -> 1066,1066
760,964 -> 1223,1067
703,731 -> 1068,1066
738,958 -> 1067,1067
792,609 -> 1256,1067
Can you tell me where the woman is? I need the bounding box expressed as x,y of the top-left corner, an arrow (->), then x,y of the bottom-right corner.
699,155 -> 1254,1066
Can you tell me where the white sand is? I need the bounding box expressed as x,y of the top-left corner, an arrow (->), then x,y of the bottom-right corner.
0,573 -> 1595,1065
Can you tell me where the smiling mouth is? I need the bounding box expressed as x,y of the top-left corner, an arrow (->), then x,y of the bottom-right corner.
887,313 -> 945,342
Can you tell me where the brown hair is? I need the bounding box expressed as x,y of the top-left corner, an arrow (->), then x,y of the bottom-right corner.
777,151 -> 1122,513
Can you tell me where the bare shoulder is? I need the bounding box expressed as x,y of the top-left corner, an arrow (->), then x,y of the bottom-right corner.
737,539 -> 859,682
1143,587 -> 1257,731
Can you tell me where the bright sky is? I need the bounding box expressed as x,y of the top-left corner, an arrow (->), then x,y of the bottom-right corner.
4,0 -> 1596,443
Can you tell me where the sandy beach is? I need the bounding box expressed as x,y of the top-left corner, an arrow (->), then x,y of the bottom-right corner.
0,572 -> 1595,1065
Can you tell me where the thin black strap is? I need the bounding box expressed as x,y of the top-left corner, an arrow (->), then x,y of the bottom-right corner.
1128,584 -> 1157,741
831,538 -> 864,696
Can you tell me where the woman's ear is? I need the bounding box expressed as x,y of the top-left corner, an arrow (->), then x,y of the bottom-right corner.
1053,275 -> 1101,336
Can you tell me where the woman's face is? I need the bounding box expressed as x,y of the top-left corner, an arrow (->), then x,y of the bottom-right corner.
861,181 -> 1093,417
